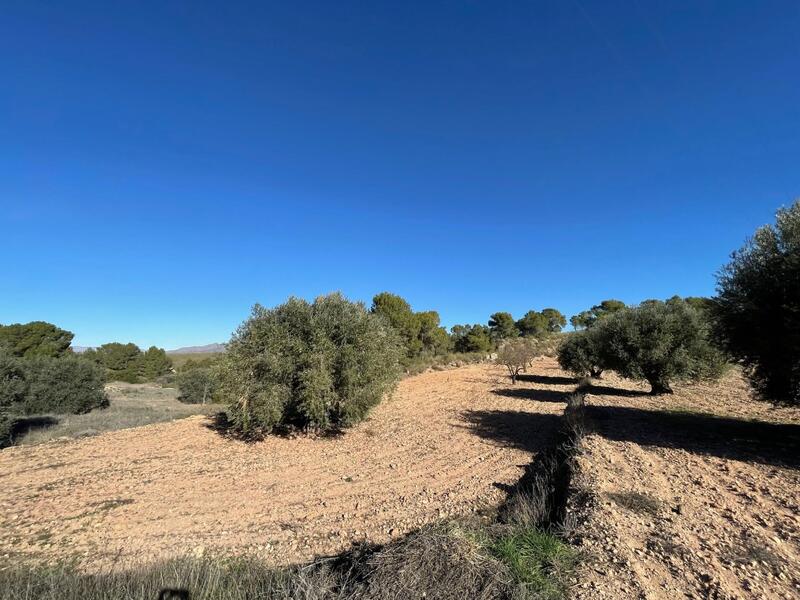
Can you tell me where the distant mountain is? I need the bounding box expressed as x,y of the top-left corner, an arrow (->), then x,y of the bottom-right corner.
167,343 -> 226,354
71,346 -> 94,353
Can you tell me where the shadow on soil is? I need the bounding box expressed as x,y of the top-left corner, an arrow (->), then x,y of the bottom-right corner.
11,415 -> 60,438
586,404 -> 800,469
491,388 -> 569,403
586,383 -> 650,398
461,410 -> 562,454
515,373 -> 580,386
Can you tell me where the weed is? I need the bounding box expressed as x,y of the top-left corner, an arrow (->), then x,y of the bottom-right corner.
607,491 -> 661,516
490,528 -> 577,599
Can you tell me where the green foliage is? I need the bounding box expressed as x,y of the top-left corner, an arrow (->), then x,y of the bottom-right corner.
221,293 -> 402,434
557,330 -> 604,378
516,311 -> 549,338
491,528 -> 577,599
139,346 -> 173,380
569,299 -> 626,330
83,342 -> 171,382
86,342 -> 143,382
371,292 -> 451,359
0,351 -> 29,408
0,413 -> 12,448
20,355 -> 108,414
540,308 -> 567,333
176,368 -> 218,404
712,200 -> 800,405
593,300 -> 725,394
450,324 -> 493,353
0,321 -> 74,358
488,312 -> 519,340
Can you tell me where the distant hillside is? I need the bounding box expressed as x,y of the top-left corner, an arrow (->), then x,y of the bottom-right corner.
167,343 -> 226,355
71,346 -> 94,354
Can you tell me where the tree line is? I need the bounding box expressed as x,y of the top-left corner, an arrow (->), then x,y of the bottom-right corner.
2,199 -> 798,442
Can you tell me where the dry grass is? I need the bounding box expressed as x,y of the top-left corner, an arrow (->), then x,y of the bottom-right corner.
12,383 -> 224,446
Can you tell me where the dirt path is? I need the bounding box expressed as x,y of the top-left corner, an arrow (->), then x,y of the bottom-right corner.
571,370 -> 800,600
0,362 -> 570,571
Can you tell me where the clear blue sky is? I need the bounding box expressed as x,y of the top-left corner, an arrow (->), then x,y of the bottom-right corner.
2,1 -> 798,349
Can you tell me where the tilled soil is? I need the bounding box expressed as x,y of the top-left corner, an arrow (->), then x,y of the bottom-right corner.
571,369 -> 800,600
0,362 -> 571,571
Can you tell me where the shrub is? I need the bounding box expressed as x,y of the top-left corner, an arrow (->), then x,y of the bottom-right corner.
22,356 -> 108,414
0,351 -> 29,408
557,331 -> 604,378
0,321 -> 74,358
220,293 -> 402,434
712,200 -> 800,405
176,369 -> 218,404
497,338 -> 541,384
0,413 -> 14,448
593,301 -> 725,394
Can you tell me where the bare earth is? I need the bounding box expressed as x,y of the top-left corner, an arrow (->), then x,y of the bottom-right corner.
572,369 -> 800,600
0,362 -> 568,571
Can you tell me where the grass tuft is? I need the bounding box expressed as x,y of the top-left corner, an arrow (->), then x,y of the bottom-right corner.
490,528 -> 578,599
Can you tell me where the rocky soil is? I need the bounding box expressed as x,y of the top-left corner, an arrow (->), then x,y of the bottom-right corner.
0,361 -> 568,571
570,369 -> 800,600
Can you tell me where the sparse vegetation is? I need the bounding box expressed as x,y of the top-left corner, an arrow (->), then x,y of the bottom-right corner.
712,200 -> 800,406
9,383 -> 223,446
497,338 -> 541,383
220,293 -> 402,435
607,491 -> 661,516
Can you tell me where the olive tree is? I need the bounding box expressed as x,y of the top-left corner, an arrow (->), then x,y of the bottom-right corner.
220,293 -> 402,434
557,330 -> 604,379
712,200 -> 800,405
496,338 -> 540,384
593,301 -> 725,394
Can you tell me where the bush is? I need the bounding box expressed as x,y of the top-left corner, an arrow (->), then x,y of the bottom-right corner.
220,293 -> 402,434
21,355 -> 109,414
557,331 -> 604,378
593,301 -> 725,394
0,413 -> 13,448
0,351 -> 29,408
712,200 -> 800,405
176,369 -> 218,404
497,338 -> 541,384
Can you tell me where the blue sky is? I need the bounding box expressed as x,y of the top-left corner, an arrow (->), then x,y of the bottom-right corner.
1,1 -> 798,349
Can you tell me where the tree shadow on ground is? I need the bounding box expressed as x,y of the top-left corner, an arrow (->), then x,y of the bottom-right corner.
516,373 -> 579,386
11,415 -> 60,438
461,410 -> 563,454
586,404 -> 800,469
491,388 -> 568,403
586,383 -> 650,398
